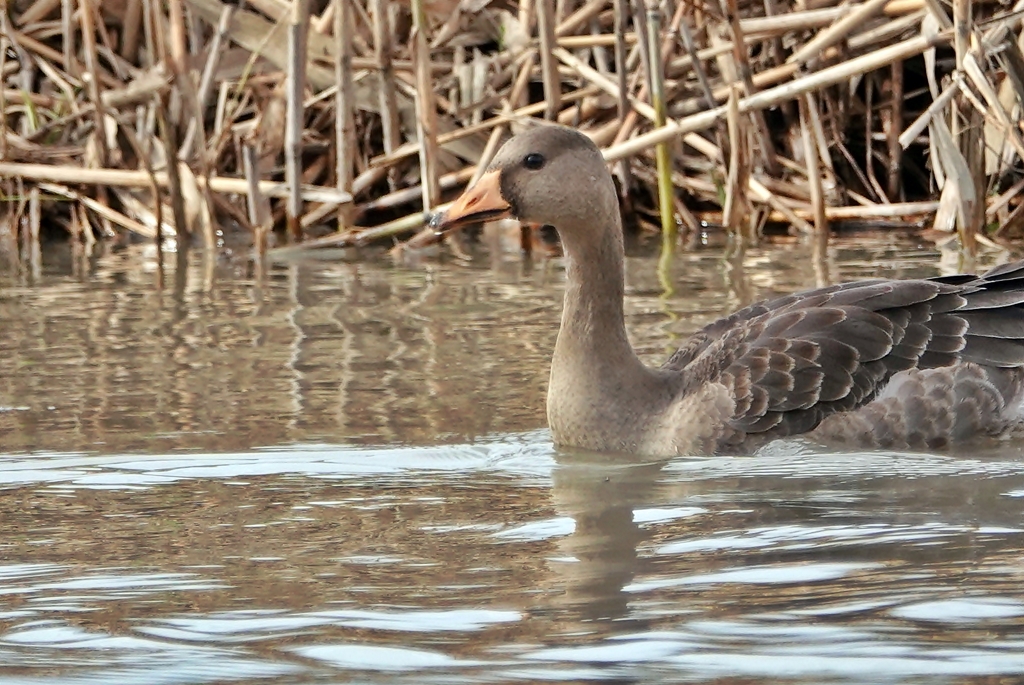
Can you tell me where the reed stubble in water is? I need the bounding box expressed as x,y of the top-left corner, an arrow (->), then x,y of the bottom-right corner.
0,0 -> 1022,266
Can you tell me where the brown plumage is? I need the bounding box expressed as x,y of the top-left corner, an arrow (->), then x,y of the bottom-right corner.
434,124 -> 1024,456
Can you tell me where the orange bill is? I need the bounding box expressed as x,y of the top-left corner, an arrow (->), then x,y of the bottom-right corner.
430,170 -> 512,235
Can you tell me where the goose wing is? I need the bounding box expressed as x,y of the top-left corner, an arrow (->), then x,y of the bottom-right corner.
661,274 -> 998,439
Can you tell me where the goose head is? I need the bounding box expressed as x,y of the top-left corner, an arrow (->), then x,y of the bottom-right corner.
432,125 -> 618,240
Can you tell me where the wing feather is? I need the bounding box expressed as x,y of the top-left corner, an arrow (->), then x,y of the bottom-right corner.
663,263 -> 1024,445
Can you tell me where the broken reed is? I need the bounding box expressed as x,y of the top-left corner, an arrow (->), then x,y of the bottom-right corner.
1,0 -> 1024,265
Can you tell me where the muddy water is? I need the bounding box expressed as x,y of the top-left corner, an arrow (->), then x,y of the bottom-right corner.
2,233 -> 1024,684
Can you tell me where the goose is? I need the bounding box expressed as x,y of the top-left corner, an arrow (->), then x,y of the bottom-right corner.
432,124 -> 1024,456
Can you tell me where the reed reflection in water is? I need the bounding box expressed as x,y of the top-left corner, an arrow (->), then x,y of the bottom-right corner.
1,233 -> 1023,684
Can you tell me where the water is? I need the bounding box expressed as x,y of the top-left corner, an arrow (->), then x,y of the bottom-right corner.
2,232 -> 1024,684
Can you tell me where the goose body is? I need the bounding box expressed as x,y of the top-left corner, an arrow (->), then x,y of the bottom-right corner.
434,125 -> 1024,456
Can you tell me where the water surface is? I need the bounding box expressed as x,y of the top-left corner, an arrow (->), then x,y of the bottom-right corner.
2,233 -> 1023,684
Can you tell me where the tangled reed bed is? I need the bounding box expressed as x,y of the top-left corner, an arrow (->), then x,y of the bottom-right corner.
1,0 -> 1024,269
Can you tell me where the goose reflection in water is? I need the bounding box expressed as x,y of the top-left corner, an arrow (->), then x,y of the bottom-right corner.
547,451 -> 669,624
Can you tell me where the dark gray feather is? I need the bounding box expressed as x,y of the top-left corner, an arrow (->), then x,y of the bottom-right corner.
667,259 -> 1024,450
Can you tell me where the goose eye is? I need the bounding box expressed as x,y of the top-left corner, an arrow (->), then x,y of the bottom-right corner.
523,153 -> 546,170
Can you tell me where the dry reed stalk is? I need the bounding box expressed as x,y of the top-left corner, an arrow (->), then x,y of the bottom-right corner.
605,30 -> 952,161
274,196 -> 461,255
802,91 -> 836,190
863,76 -> 887,203
152,0 -> 192,246
609,0 -> 683,152
78,0 -> 108,166
335,0 -> 356,229
680,128 -> 812,233
665,34 -> 740,77
367,83 -> 601,168
0,162 -> 354,202
589,15 -> 611,78
611,0 -> 630,186
750,181 -> 816,233
931,115 -> 978,238
677,20 -> 718,110
677,17 -> 735,185
285,0 -> 310,242
799,93 -> 829,236
11,27 -> 120,88
122,0 -> 144,61
739,2 -> 920,36
723,87 -> 753,239
178,13 -> 217,250
60,0 -> 76,77
672,11 -> 928,117
557,0 -> 609,35
995,201 -> 1024,238
955,0 -> 985,251
988,177 -> 1024,221
157,108 -> 192,243
0,12 -> 7,162
818,202 -> 941,218
39,182 -> 158,237
886,62 -> 903,200
411,0 -> 441,212
242,142 -> 272,270
899,79 -> 959,148
629,0 -> 651,117
470,52 -> 537,186
28,185 -> 41,281
372,0 -> 402,188
963,51 -> 1024,161
4,0 -> 1023,259
644,5 -> 676,244
789,0 -> 892,66
360,166 -> 477,215
185,6 -> 232,158
954,0 -> 971,72
537,0 -> 562,119
722,0 -> 779,174
15,0 -> 60,26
